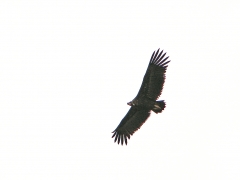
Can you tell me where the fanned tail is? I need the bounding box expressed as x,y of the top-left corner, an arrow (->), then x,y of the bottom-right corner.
152,100 -> 166,114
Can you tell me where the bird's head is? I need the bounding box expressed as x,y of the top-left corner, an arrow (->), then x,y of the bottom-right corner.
127,101 -> 134,106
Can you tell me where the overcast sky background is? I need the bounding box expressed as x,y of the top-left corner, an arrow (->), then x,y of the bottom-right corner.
1,0 -> 240,179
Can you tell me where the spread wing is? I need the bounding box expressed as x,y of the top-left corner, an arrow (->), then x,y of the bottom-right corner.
136,49 -> 170,100
112,107 -> 151,145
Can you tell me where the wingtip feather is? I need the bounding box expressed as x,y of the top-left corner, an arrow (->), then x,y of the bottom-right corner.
150,48 -> 170,68
161,60 -> 170,67
112,131 -> 116,138
124,136 -> 128,145
121,136 -> 123,145
152,49 -> 160,62
150,51 -> 156,62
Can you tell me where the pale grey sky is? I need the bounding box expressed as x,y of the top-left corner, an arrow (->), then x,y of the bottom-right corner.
1,0 -> 240,179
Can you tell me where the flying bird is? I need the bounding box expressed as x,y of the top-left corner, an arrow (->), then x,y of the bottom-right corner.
112,48 -> 170,145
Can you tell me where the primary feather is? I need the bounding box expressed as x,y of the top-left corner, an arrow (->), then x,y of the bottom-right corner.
112,48 -> 170,145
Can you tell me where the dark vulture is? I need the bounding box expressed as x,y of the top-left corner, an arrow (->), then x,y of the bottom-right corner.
112,48 -> 170,145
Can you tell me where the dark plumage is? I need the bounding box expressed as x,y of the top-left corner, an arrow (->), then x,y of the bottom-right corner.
112,48 -> 170,145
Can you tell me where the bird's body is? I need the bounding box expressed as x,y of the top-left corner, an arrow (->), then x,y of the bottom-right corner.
128,96 -> 165,113
112,48 -> 170,145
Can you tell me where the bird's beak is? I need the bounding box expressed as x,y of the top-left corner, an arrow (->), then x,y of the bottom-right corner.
127,102 -> 131,106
